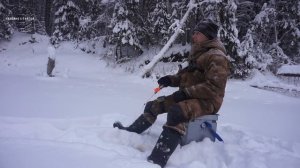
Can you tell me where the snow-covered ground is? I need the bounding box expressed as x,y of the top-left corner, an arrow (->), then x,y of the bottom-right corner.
0,33 -> 300,168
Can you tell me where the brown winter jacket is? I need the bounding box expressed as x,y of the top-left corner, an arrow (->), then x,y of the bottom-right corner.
142,38 -> 230,134
168,38 -> 229,113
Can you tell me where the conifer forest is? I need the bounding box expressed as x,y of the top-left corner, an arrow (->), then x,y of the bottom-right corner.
1,0 -> 299,78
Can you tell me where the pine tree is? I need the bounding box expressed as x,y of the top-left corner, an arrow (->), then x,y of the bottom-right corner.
124,0 -> 149,46
259,2 -> 290,73
0,1 -> 13,40
77,0 -> 111,41
32,0 -> 47,35
236,0 -> 255,38
241,2 -> 291,74
274,0 -> 300,64
108,0 -> 142,62
236,0 -> 269,38
148,1 -> 172,45
241,29 -> 273,72
241,3 -> 274,73
109,1 -> 139,46
219,0 -> 245,78
12,2 -> 34,34
51,0 -> 80,45
45,0 -> 53,36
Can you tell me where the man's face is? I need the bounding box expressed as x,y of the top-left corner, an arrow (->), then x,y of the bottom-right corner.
192,31 -> 208,44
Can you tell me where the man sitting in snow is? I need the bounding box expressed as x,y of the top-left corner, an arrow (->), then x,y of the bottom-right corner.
113,20 -> 230,168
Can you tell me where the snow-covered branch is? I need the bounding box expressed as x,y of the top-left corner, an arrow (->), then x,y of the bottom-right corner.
140,0 -> 196,78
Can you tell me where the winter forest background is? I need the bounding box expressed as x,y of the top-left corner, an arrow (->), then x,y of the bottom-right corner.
1,1 -> 300,167
1,0 -> 300,79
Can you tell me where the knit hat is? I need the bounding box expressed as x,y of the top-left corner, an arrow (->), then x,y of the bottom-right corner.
194,20 -> 219,40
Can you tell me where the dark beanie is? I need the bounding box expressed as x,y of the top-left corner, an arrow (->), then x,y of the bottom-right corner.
194,20 -> 219,40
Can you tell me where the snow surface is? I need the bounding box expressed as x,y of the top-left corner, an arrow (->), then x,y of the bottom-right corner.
249,70 -> 300,92
277,64 -> 300,75
0,33 -> 300,168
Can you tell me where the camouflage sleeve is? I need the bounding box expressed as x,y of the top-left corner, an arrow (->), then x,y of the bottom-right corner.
183,55 -> 229,99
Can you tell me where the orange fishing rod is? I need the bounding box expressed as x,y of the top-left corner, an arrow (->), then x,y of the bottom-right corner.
144,85 -> 164,104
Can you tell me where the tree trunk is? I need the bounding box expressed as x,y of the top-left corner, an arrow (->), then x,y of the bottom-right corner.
45,0 -> 53,36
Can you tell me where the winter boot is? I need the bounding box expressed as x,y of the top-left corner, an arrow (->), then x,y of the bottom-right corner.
147,127 -> 181,168
113,114 -> 152,134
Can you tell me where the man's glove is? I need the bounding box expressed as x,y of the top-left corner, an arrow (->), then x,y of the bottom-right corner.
172,90 -> 188,103
157,76 -> 172,87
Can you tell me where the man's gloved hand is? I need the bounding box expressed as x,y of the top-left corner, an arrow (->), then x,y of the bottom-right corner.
172,90 -> 188,103
157,76 -> 172,87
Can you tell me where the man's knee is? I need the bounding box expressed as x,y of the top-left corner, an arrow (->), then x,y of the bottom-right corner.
144,101 -> 154,114
144,97 -> 166,115
143,101 -> 157,123
166,104 -> 188,126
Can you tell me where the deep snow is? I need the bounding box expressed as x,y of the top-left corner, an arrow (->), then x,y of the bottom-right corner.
0,33 -> 300,168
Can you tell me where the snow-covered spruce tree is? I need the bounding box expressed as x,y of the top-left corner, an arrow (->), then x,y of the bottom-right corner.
77,0 -> 113,41
236,0 -> 269,38
258,2 -> 289,73
240,28 -> 273,72
108,0 -> 142,63
219,0 -> 246,78
236,0 -> 256,38
32,0 -> 47,35
241,2 -> 290,74
12,3 -> 35,34
148,1 -> 172,46
45,0 -> 54,36
0,1 -> 13,40
26,0 -> 46,35
51,0 -> 80,46
274,0 -> 300,64
195,0 -> 220,21
131,0 -> 157,47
